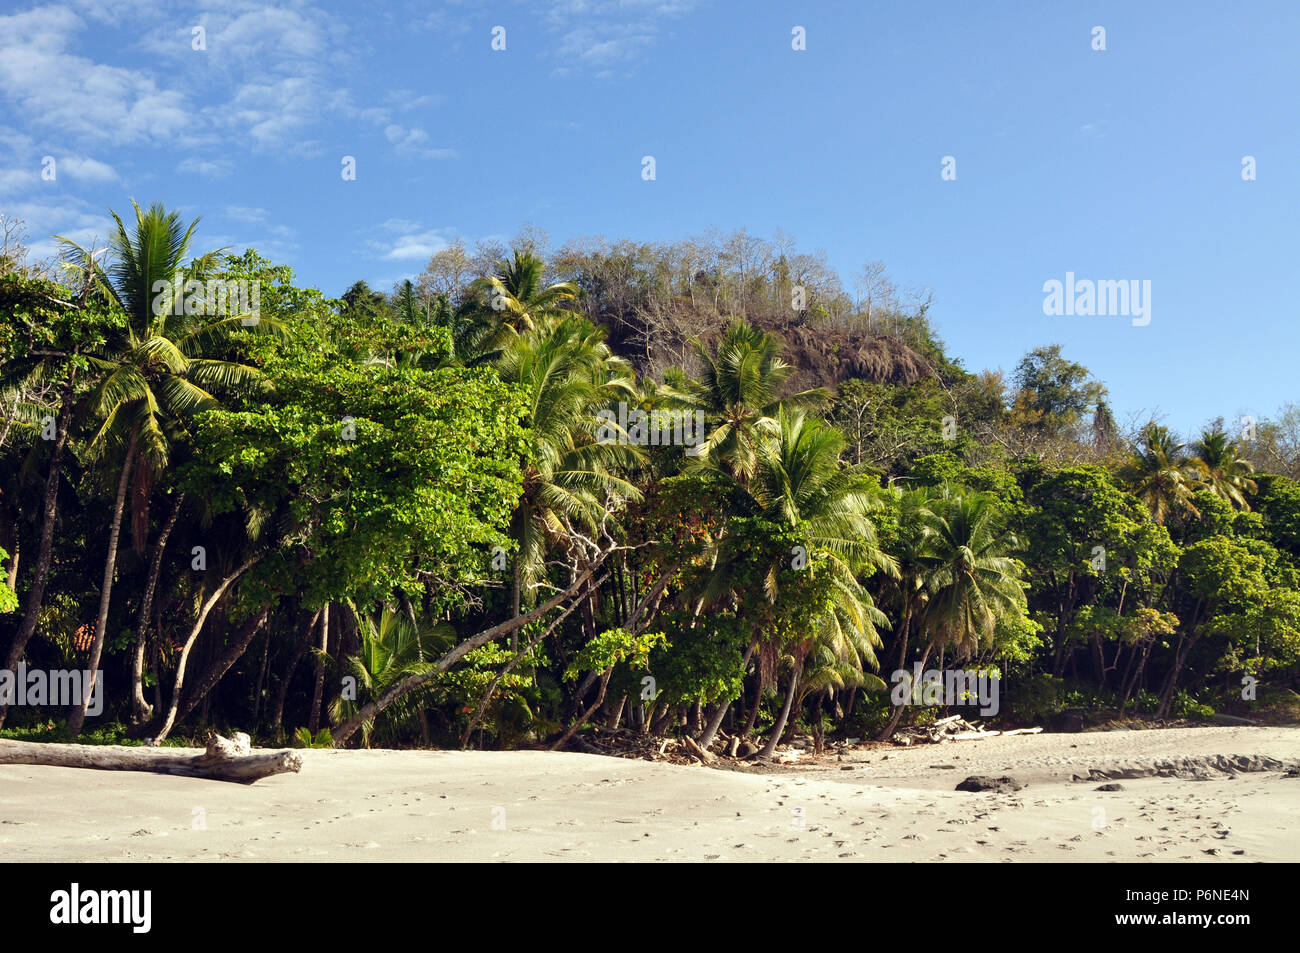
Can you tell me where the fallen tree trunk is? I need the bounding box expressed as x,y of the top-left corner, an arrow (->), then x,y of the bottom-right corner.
332,561 -> 608,747
682,735 -> 714,764
0,732 -> 301,784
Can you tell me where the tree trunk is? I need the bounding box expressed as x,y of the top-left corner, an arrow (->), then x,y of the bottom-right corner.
1118,639 -> 1151,713
149,555 -> 260,744
698,638 -> 757,749
130,491 -> 185,726
175,607 -> 270,726
252,622 -> 271,724
0,732 -> 300,784
459,582 -> 594,748
549,668 -> 612,751
1090,630 -> 1107,688
606,694 -> 627,730
332,563 -> 610,746
3,539 -> 15,594
0,369 -> 76,729
1157,633 -> 1198,719
271,612 -> 318,731
740,670 -> 763,739
68,430 -> 139,737
308,604 -> 329,733
874,605 -> 913,741
759,664 -> 801,759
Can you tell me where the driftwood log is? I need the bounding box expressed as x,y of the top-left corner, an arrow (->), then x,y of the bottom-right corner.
0,731 -> 302,784
682,735 -> 714,764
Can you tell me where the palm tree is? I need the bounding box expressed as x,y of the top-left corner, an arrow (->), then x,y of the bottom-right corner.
794,624 -> 887,753
718,409 -> 893,758
1122,423 -> 1202,525
874,487 -> 1025,739
58,200 -> 267,735
453,251 -> 582,366
328,605 -> 441,747
681,320 -> 827,487
918,491 -> 1026,656
1190,428 -> 1257,509
493,315 -> 642,629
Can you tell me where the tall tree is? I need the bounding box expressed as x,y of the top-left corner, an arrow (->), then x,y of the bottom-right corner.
1190,428 -> 1257,510
59,201 -> 265,736
1122,423 -> 1203,525
681,320 -> 826,487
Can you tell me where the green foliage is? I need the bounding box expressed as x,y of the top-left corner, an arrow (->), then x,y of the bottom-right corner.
0,547 -> 16,614
4,212 -> 1298,748
1011,344 -> 1108,436
294,727 -> 334,748
565,628 -> 668,682
184,314 -> 529,611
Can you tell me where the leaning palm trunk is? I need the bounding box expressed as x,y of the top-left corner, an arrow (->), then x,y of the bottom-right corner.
697,638 -> 757,750
460,583 -> 596,748
68,431 -> 138,737
150,555 -> 260,744
0,370 -> 77,729
873,606 -> 913,742
550,668 -> 613,751
331,563 -> 609,747
759,663 -> 802,759
173,606 -> 271,727
130,492 -> 185,725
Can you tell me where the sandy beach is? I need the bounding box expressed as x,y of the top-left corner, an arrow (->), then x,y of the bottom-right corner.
1,726 -> 1296,862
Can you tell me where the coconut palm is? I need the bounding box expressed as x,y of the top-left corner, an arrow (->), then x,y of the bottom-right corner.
493,315 -> 642,624
454,251 -> 582,366
874,487 -> 1025,739
680,320 -> 827,487
328,605 -> 442,747
715,409 -> 892,757
1122,423 -> 1202,525
918,491 -> 1026,657
794,623 -> 887,752
1190,428 -> 1257,510
57,200 -> 268,735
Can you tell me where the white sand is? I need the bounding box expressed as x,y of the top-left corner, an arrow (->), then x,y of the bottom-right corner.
1,726 -> 1296,862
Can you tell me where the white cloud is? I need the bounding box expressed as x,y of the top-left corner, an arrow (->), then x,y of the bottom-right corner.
366,220 -> 454,261
0,6 -> 193,144
542,0 -> 699,75
59,156 -> 117,182
5,196 -> 116,262
224,205 -> 266,224
178,157 -> 233,177
0,2 -> 455,178
222,77 -> 322,152
383,124 -> 457,160
221,205 -> 292,239
383,231 -> 451,260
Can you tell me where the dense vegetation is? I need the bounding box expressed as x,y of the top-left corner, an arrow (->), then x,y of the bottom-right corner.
1,206 -> 1298,752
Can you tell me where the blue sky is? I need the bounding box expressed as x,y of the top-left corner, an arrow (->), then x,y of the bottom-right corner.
1,0 -> 1296,436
